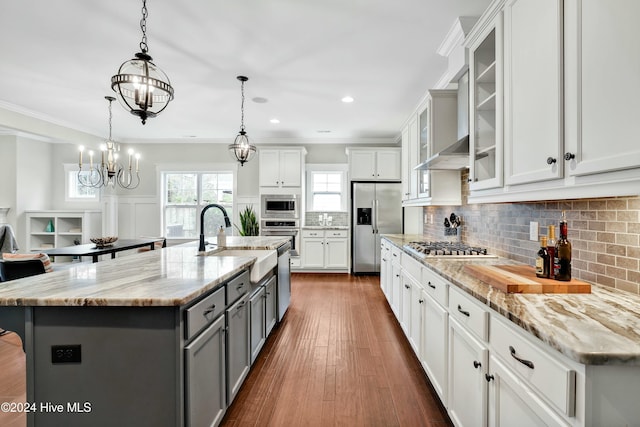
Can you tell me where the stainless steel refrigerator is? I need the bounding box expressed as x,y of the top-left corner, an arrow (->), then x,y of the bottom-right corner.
352,182 -> 403,273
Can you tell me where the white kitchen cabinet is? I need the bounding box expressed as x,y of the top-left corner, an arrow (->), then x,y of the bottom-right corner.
467,7 -> 503,191
390,252 -> 402,318
26,210 -> 102,258
564,0 -> 640,177
448,317 -> 489,427
380,240 -> 391,297
503,0 -> 564,186
400,124 -> 418,200
347,148 -> 401,181
259,148 -> 304,188
487,355 -> 570,427
400,271 -> 413,336
421,290 -> 449,406
301,229 -> 349,270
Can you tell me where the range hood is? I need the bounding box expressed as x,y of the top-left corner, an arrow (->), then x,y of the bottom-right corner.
413,135 -> 470,171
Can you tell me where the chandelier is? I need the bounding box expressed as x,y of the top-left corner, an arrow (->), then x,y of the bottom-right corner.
78,96 -> 141,189
228,76 -> 256,166
111,0 -> 174,125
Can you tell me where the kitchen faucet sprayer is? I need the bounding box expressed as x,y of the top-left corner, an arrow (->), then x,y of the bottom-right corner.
199,204 -> 231,252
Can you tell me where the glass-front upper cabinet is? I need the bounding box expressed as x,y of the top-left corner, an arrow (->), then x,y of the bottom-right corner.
468,13 -> 503,191
418,105 -> 430,197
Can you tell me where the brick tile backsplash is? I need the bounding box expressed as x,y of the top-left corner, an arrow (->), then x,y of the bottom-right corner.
422,179 -> 640,294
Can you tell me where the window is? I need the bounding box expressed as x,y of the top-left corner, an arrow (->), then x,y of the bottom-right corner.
162,171 -> 234,239
306,164 -> 347,211
65,164 -> 99,201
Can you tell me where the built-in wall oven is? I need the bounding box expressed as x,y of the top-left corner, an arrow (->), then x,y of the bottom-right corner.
261,194 -> 299,219
261,219 -> 299,256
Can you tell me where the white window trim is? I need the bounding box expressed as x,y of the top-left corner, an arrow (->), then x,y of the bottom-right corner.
64,163 -> 101,203
305,163 -> 348,212
157,163 -> 238,243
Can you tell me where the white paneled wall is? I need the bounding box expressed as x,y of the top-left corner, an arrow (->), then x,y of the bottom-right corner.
117,196 -> 161,239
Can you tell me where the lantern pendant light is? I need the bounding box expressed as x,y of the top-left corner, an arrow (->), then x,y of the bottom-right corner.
228,76 -> 257,166
111,0 -> 174,124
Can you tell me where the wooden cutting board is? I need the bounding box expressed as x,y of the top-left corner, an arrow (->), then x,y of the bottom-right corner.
464,264 -> 591,294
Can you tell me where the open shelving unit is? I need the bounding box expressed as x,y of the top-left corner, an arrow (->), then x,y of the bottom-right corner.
26,210 -> 102,262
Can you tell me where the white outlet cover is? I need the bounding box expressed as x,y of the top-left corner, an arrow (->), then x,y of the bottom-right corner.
529,221 -> 539,241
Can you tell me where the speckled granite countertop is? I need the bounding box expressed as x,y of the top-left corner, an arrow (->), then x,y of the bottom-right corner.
382,234 -> 640,366
0,237 -> 288,307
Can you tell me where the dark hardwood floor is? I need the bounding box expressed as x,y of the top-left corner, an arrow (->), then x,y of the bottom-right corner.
222,273 -> 452,427
0,273 -> 451,426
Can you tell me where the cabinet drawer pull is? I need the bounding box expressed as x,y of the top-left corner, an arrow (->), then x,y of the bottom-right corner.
237,301 -> 246,309
418,299 -> 424,304
404,284 -> 410,289
237,284 -> 245,290
457,304 -> 470,317
485,374 -> 494,382
509,345 -> 535,369
427,281 -> 436,289
473,360 -> 481,369
202,305 -> 216,316
382,258 -> 387,262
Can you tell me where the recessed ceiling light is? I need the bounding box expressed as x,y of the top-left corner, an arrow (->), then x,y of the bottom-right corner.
317,130 -> 331,133
341,96 -> 354,103
270,118 -> 280,124
252,97 -> 268,103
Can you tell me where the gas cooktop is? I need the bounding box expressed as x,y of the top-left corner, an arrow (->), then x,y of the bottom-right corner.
403,241 -> 497,258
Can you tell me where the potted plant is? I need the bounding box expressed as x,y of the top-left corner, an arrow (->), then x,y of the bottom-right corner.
235,205 -> 259,236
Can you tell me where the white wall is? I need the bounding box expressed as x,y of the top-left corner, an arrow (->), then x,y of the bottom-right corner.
0,136 -> 18,228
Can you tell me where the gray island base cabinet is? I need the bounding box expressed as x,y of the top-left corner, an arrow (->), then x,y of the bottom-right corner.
0,269 -> 251,427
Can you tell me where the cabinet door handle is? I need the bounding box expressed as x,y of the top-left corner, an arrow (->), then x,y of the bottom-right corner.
382,258 -> 387,262
457,304 -> 470,317
509,346 -> 535,369
203,305 -> 216,317
237,301 -> 246,309
404,284 -> 410,289
546,157 -> 557,165
473,360 -> 481,369
564,152 -> 575,161
237,284 -> 245,290
395,274 -> 400,278
485,373 -> 494,382
418,299 -> 424,304
428,281 -> 436,289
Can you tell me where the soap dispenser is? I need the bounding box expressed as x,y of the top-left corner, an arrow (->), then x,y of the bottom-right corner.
217,225 -> 226,247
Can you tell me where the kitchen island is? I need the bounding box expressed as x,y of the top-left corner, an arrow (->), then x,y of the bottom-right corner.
382,234 -> 640,427
0,236 -> 290,427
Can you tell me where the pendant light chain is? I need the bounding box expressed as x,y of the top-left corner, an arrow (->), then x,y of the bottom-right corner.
240,78 -> 246,132
139,0 -> 149,54
108,97 -> 113,141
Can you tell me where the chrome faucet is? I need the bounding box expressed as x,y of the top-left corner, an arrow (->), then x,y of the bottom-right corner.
198,204 -> 232,252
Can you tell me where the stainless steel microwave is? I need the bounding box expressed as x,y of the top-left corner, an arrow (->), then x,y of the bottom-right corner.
261,194 -> 299,219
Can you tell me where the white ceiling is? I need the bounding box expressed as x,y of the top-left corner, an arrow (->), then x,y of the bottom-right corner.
0,0 -> 490,144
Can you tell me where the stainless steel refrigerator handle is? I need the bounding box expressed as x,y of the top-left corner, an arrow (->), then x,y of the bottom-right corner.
371,199 -> 376,234
375,199 -> 379,234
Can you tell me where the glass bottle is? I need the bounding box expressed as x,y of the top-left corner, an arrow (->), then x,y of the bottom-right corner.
554,211 -> 572,281
535,236 -> 550,278
546,225 -> 556,279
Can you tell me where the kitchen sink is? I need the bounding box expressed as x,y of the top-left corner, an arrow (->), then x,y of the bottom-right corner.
207,249 -> 277,283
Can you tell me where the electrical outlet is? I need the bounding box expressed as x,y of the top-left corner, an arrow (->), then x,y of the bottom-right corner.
51,345 -> 81,364
529,221 -> 539,241
430,214 -> 434,225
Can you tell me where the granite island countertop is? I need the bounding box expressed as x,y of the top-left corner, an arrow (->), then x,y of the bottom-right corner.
0,239 -> 290,307
382,234 -> 640,366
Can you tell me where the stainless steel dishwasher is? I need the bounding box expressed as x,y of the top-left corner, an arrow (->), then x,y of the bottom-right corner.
276,241 -> 291,322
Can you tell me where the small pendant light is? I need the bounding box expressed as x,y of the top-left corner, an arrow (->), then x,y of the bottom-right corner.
111,0 -> 174,125
228,76 -> 257,166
